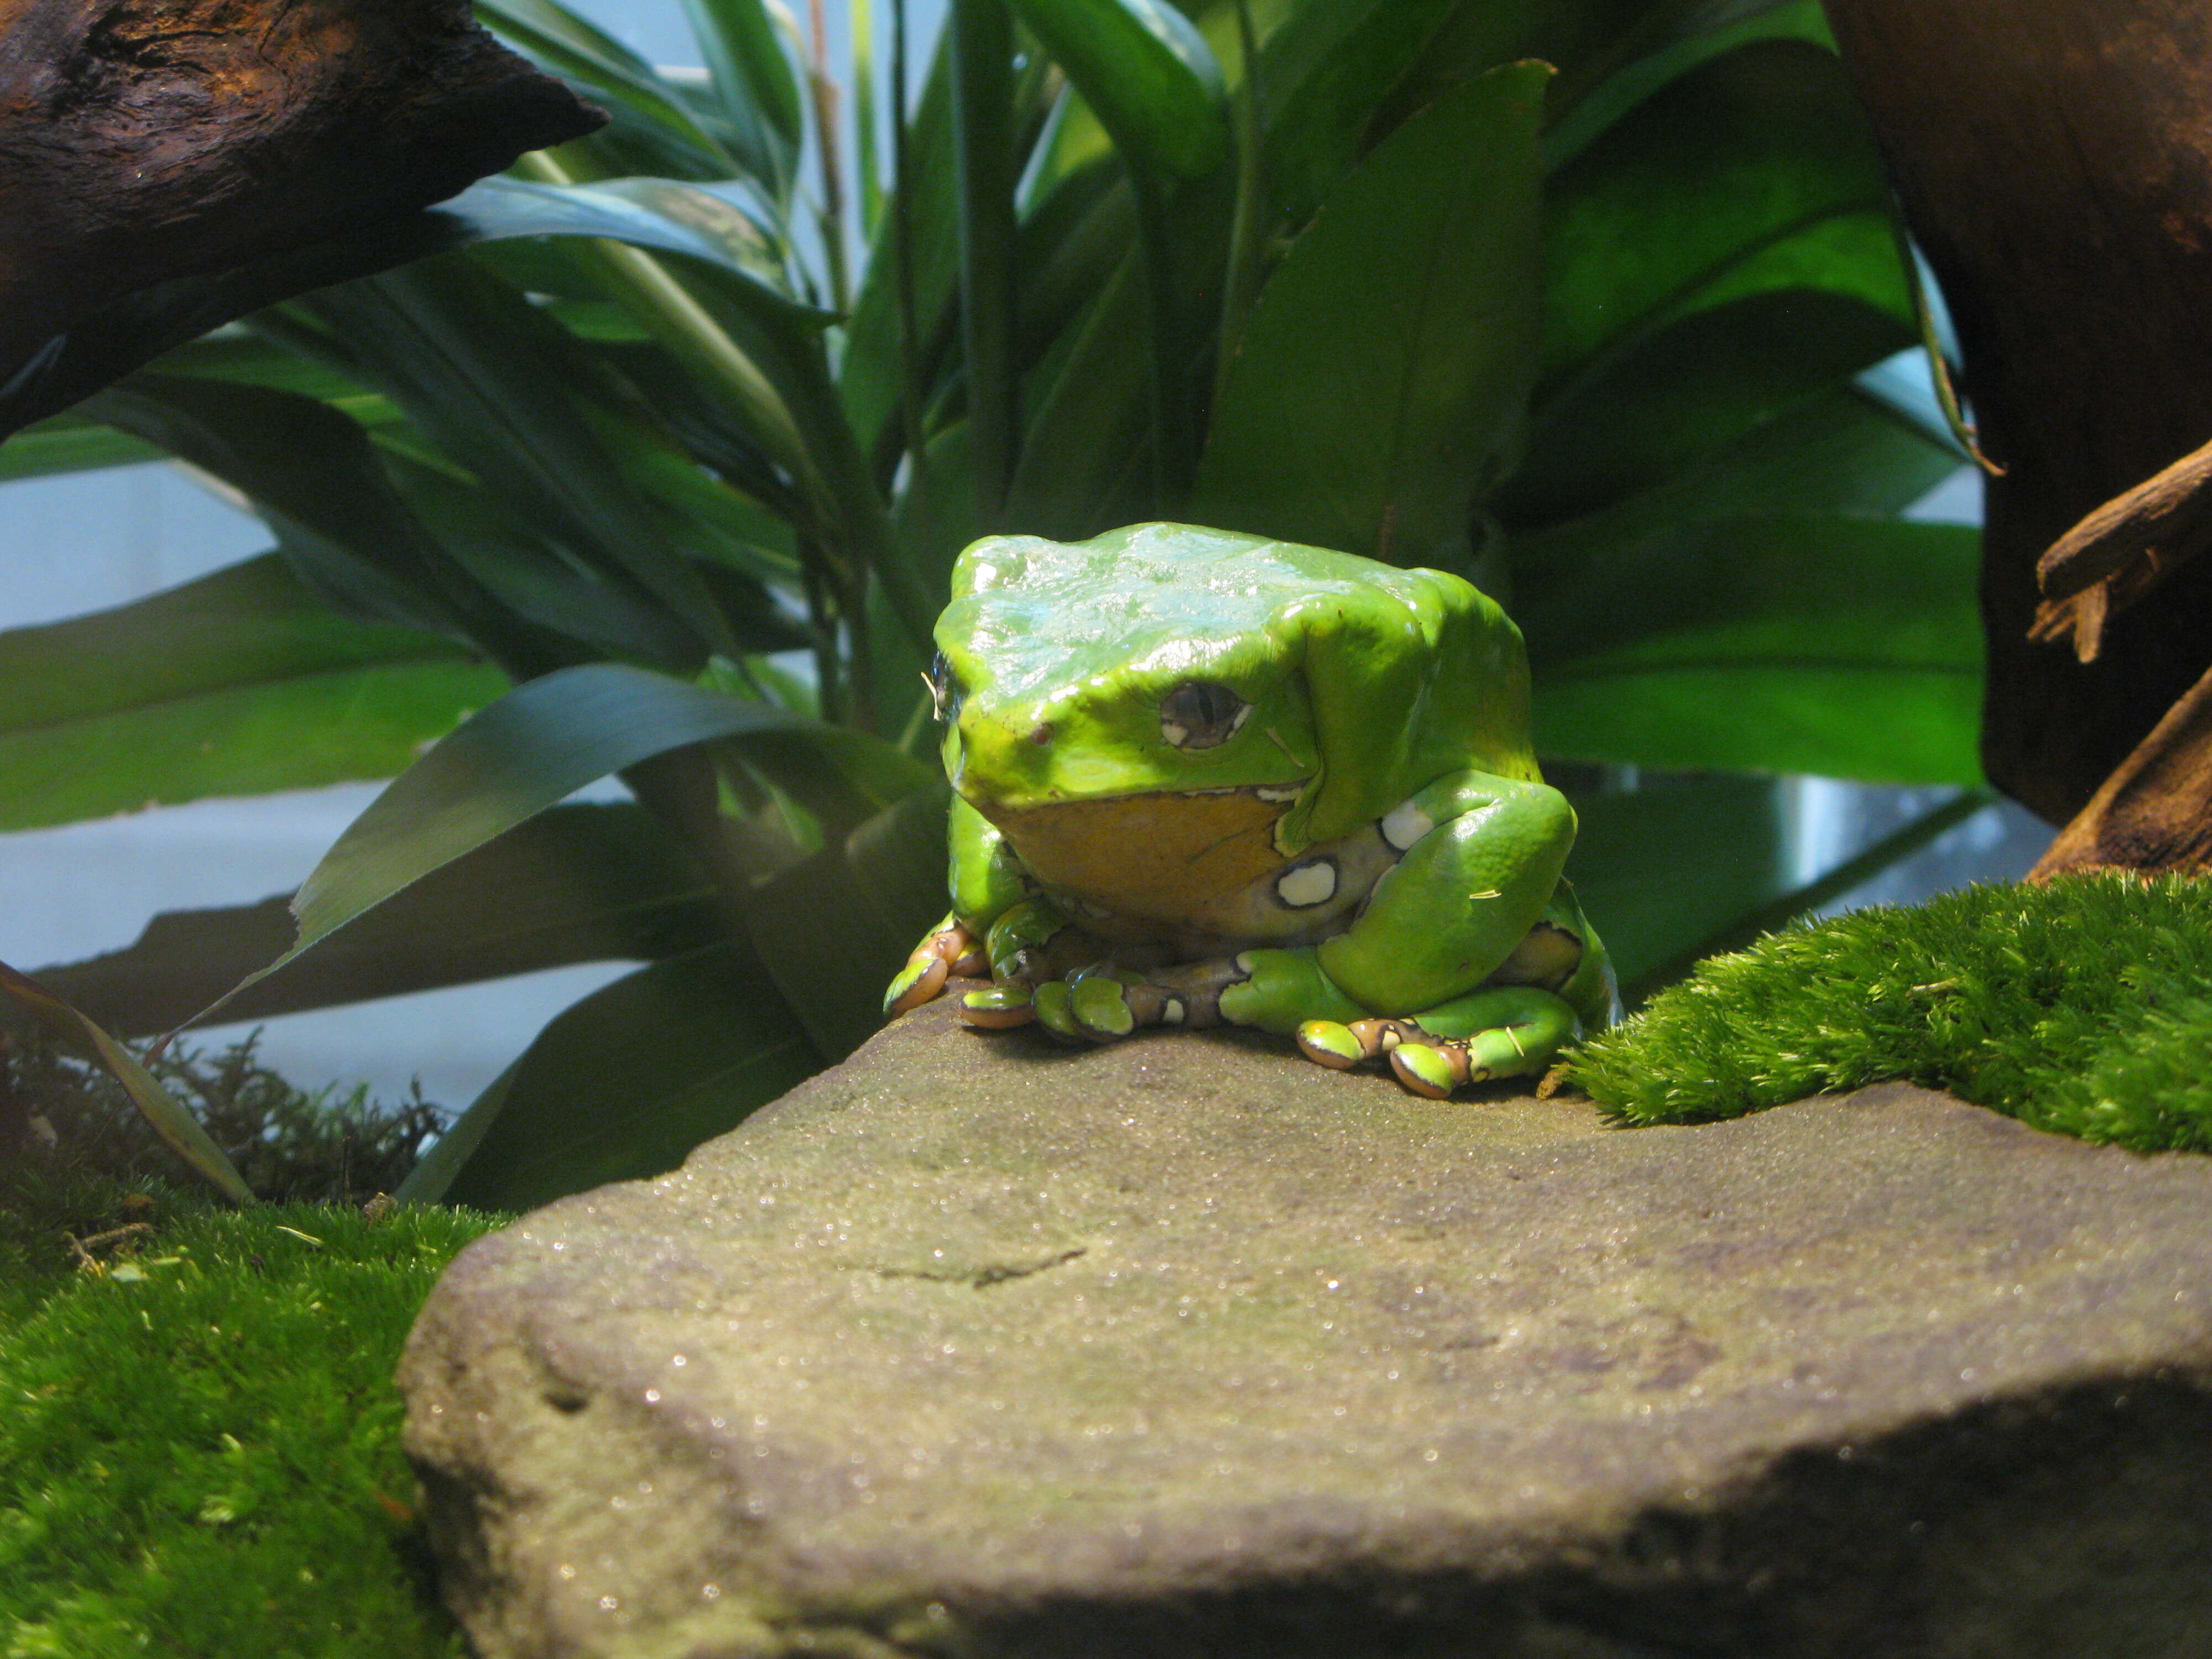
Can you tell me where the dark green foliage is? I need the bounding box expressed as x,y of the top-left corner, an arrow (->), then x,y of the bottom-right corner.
4,1028 -> 442,1204
1567,874 -> 2212,1152
0,1183 -> 501,1657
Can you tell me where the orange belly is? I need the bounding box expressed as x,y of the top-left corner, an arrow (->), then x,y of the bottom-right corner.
980,789 -> 1290,938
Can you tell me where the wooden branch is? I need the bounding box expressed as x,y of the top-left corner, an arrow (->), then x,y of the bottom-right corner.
2031,654 -> 2212,878
2027,430 -> 2212,662
0,0 -> 603,395
1820,0 -> 2212,828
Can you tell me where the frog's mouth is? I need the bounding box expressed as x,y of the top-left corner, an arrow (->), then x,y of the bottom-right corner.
974,781 -> 1311,926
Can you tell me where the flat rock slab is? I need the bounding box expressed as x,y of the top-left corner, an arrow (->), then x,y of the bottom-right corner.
402,999 -> 2212,1659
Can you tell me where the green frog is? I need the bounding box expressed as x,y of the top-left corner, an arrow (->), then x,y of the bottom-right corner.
884,523 -> 1614,1097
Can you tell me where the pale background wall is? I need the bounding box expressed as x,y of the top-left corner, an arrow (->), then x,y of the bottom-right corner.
0,2 -> 2044,1117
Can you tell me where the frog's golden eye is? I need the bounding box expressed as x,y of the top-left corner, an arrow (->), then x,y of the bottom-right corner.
923,653 -> 965,723
1160,680 -> 1249,749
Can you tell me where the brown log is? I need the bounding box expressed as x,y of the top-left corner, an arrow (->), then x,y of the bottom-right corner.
1819,0 -> 2212,831
0,0 -> 603,395
2031,656 -> 2212,878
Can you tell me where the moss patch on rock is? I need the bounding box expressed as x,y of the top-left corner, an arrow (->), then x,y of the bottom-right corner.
0,1179 -> 502,1657
1566,872 -> 2212,1149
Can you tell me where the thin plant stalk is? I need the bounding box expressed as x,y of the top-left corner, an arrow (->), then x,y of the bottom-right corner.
888,0 -> 935,517
853,0 -> 883,240
804,0 -> 853,316
950,0 -> 1020,519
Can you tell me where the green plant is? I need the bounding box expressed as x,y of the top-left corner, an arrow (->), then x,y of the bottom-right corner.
1566,872 -> 2212,1152
4,1027 -> 443,1203
0,0 -> 1973,1207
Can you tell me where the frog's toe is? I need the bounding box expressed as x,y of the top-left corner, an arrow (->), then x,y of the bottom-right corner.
1030,980 -> 1089,1043
957,983 -> 1036,1030
1389,1040 -> 1471,1099
1296,1020 -> 1367,1070
886,918 -> 982,1017
1068,974 -> 1138,1040
1464,1022 -> 1537,1081
884,954 -> 947,1017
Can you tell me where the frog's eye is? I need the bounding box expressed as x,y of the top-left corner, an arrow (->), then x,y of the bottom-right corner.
1160,680 -> 1250,750
923,653 -> 964,723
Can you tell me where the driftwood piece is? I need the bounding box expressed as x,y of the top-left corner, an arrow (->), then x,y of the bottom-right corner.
2031,657 -> 2212,878
1820,0 -> 2212,833
2031,432 -> 2212,664
0,0 -> 603,400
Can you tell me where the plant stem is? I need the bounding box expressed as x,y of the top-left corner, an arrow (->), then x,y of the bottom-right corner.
853,0 -> 883,240
804,0 -> 852,315
888,0 -> 935,518
950,0 -> 1020,519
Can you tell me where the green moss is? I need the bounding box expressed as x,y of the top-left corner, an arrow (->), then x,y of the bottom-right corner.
0,1185 -> 504,1657
1566,873 -> 2212,1151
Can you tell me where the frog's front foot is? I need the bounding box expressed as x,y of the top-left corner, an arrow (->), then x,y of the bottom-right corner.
884,915 -> 988,1016
1296,986 -> 1579,1099
970,958 -> 1251,1045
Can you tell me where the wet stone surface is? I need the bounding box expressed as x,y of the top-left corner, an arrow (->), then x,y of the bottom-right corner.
401,997 -> 2212,1658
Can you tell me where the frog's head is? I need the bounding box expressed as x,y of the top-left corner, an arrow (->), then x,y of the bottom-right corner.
930,524 -> 1537,855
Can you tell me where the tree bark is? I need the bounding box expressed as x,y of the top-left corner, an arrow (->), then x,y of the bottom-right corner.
1819,0 -> 2212,849
0,0 -> 602,398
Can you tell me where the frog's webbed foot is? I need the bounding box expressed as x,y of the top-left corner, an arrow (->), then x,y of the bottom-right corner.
1011,957 -> 1250,1045
1296,987 -> 1580,1099
884,915 -> 988,1017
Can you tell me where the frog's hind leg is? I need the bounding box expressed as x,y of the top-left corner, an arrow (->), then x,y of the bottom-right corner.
1297,986 -> 1579,1099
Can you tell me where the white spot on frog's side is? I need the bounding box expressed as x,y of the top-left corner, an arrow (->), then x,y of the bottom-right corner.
1255,781 -> 1306,803
1276,858 -> 1338,909
1161,998 -> 1186,1024
1380,799 -> 1433,852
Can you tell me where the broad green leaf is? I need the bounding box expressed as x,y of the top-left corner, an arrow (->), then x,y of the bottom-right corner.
1257,0 -> 1470,227
1014,161 -> 1132,360
1006,0 -> 1228,184
1006,259 -> 1153,539
727,785 -> 953,1060
1540,38 -> 1898,383
1511,385 -> 1960,579
83,374 -> 481,638
37,805 -> 719,1037
0,555 -> 504,832
0,417 -> 161,483
0,958 -> 251,1202
436,176 -> 806,315
1523,516 -> 1983,783
374,448 -> 717,670
1544,0 -> 1836,169
403,942 -> 822,1209
1190,61 -> 1549,564
1500,289 -> 1913,528
205,664 -> 925,1018
679,0 -> 805,191
1557,768 -> 1796,1000
476,0 -> 738,174
302,262 -> 743,661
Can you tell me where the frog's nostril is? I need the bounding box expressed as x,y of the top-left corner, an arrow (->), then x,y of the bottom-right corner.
1027,722 -> 1055,745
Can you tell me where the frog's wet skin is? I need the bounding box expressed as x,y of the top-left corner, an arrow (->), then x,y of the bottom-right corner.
884,523 -> 1615,1098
